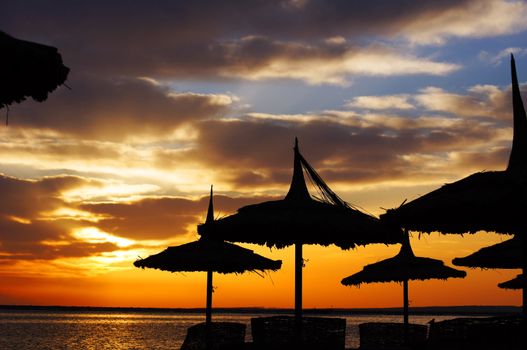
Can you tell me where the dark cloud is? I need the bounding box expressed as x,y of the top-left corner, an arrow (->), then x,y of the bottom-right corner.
450,146 -> 511,171
1,1 -> 473,41
0,174 -> 89,218
191,115 -> 505,186
1,0 -> 473,78
7,74 -> 231,140
415,84 -> 527,120
81,194 -> 278,240
0,175 -> 116,260
0,218 -> 118,260
0,174 -> 281,260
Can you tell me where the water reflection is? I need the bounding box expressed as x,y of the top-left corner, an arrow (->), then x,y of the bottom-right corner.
0,310 -> 469,349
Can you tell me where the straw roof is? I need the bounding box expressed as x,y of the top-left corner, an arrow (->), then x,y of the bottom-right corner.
382,171 -> 527,235
0,31 -> 69,109
135,187 -> 281,274
206,198 -> 401,249
135,187 -> 281,326
342,233 -> 466,286
342,255 -> 466,285
134,238 -> 281,274
452,236 -> 522,269
381,55 -> 527,235
498,274 -> 524,290
199,138 -> 402,249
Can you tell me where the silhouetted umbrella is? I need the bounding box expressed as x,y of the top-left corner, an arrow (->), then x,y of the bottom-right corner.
0,31 -> 69,123
382,55 -> 527,315
342,230 -> 466,340
499,274 -> 525,290
453,237 -> 523,292
134,187 -> 281,325
199,138 -> 402,320
453,236 -> 522,269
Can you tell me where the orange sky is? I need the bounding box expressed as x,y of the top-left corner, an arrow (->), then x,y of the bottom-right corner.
1,0 -> 526,309
0,218 -> 521,308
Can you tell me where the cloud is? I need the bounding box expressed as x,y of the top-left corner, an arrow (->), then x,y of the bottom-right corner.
175,81 -> 524,188
0,174 -> 89,218
8,75 -> 233,140
0,1 -> 468,46
346,95 -> 415,110
344,82 -> 526,122
1,0 -> 480,84
344,82 -> 527,121
2,81 -> 521,193
400,0 -> 527,45
0,83 -> 520,266
414,84 -> 523,119
80,194 -> 278,240
449,146 -> 511,171
0,131 -> 124,164
191,113 -> 505,189
479,47 -> 527,66
213,38 -> 459,85
5,1 -> 513,53
0,174 -> 120,260
0,220 -> 118,260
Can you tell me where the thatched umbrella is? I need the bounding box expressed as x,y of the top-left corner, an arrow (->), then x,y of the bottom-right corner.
198,138 -> 402,320
342,230 -> 466,339
0,31 -> 69,123
453,237 -> 524,292
453,236 -> 522,269
499,274 -> 525,290
134,187 -> 282,325
382,55 -> 527,314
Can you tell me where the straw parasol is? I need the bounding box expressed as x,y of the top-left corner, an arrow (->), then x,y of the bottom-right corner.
499,274 -> 525,290
453,236 -> 522,269
134,187 -> 282,325
0,31 -> 69,123
382,55 -> 527,314
341,229 -> 466,339
453,236 -> 524,292
198,138 -> 402,320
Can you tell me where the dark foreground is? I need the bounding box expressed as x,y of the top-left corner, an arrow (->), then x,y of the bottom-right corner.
182,315 -> 526,350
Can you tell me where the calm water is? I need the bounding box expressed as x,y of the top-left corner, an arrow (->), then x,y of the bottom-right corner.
0,309 -> 467,349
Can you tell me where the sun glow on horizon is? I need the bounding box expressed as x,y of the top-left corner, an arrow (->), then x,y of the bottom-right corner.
2,0 -> 527,310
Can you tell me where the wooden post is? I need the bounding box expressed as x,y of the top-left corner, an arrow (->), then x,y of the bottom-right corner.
522,235 -> 527,316
403,279 -> 409,344
206,270 -> 213,325
295,242 -> 303,345
295,242 -> 303,320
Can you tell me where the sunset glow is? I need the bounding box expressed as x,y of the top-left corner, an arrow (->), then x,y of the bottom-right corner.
1,0 -> 526,311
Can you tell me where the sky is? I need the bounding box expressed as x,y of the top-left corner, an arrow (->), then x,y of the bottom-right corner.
0,0 -> 526,309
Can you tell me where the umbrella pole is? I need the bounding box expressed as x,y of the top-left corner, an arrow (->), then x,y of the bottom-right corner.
206,270 -> 213,325
523,235 -> 527,316
295,242 -> 303,320
295,242 -> 303,345
403,279 -> 409,344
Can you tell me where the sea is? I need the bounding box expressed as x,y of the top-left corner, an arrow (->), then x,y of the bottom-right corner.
0,306 -> 519,349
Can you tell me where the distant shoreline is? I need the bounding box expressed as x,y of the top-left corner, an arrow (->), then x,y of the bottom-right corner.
0,305 -> 520,316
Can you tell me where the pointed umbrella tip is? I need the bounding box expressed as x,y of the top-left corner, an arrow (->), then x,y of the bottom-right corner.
206,186 -> 214,224
286,137 -> 310,201
507,48 -> 527,172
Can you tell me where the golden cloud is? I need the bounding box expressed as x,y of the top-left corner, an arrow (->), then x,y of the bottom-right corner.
401,0 -> 527,45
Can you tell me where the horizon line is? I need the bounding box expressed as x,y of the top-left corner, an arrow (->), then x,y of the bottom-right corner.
0,304 -> 521,316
